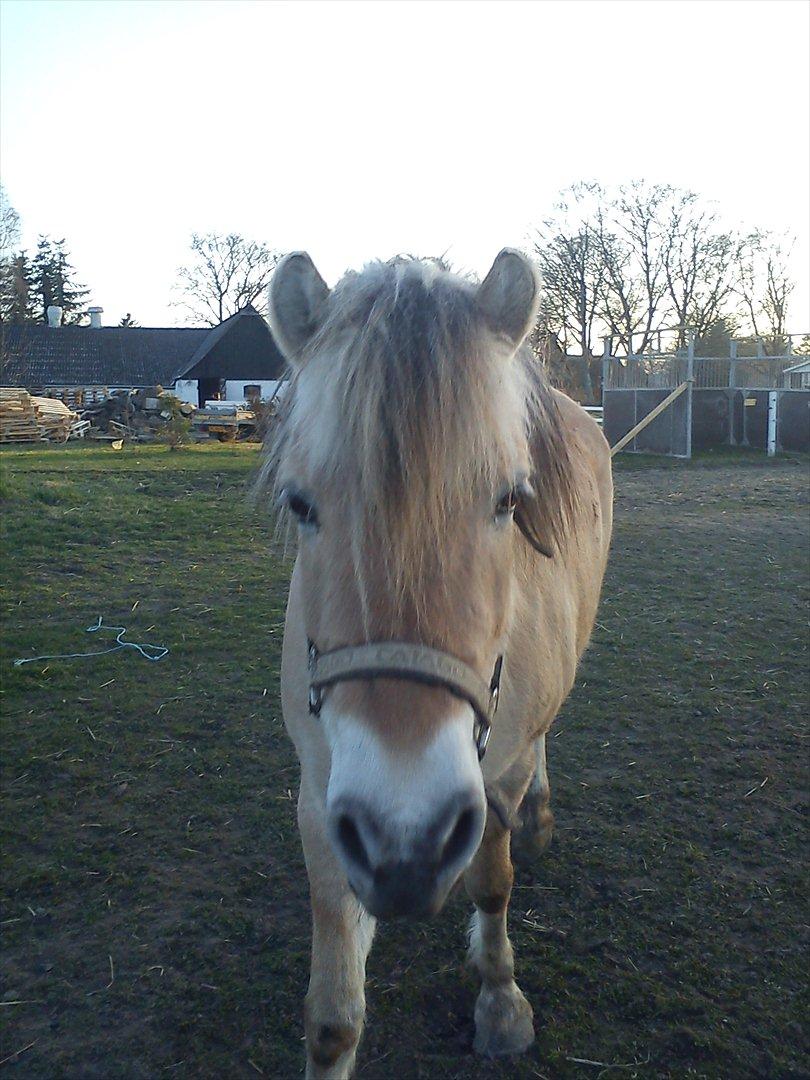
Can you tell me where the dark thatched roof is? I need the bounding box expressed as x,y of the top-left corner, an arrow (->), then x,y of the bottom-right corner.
0,306 -> 287,388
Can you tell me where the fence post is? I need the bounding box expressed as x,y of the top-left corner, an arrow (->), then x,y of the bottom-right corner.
767,391 -> 778,456
685,330 -> 695,460
601,336 -> 611,401
728,340 -> 738,388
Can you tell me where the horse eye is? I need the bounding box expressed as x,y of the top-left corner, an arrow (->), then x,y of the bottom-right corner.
495,488 -> 518,520
283,490 -> 319,528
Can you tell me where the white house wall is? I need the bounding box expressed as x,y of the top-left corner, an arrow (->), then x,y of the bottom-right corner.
172,379 -> 199,405
169,379 -> 286,407
224,380 -> 284,403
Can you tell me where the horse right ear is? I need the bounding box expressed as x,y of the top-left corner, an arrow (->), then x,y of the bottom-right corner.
476,248 -> 540,349
268,252 -> 330,365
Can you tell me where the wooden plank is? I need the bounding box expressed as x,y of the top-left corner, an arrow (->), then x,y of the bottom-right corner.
610,381 -> 690,458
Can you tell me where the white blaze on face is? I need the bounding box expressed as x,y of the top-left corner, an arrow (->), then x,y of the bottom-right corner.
323,702 -> 486,861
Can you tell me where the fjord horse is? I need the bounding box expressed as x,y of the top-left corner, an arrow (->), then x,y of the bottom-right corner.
265,249 -> 612,1077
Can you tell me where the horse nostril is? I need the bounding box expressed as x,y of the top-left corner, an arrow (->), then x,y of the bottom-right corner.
337,813 -> 371,875
439,806 -> 478,871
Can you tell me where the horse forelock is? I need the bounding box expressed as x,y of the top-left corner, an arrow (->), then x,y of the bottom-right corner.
264,257 -> 576,625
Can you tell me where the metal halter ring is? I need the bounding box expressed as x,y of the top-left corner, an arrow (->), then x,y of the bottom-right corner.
308,641 -> 323,716
306,639 -> 503,761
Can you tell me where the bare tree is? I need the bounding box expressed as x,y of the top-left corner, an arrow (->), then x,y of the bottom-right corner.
734,231 -> 795,352
594,181 -> 672,354
532,182 -> 674,358
532,181 -> 801,370
662,192 -> 736,348
0,191 -> 38,326
173,233 -> 281,326
530,184 -> 609,356
0,184 -> 21,258
0,186 -> 21,325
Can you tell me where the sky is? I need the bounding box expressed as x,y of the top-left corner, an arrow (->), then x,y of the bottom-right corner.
1,0 -> 808,329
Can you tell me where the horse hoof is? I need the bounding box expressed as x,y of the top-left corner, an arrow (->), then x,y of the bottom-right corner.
473,983 -> 535,1058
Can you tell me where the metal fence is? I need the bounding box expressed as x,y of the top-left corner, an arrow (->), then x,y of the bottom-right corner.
603,351 -> 798,391
603,354 -> 690,390
601,332 -> 809,458
601,329 -> 808,391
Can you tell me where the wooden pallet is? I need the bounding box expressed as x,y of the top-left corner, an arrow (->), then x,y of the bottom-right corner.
0,389 -> 39,441
41,386 -> 110,409
0,389 -> 80,443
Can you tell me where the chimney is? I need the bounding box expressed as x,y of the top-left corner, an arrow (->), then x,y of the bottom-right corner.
47,305 -> 63,327
88,306 -> 104,329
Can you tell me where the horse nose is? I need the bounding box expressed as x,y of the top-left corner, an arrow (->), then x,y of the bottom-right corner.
329,792 -> 485,919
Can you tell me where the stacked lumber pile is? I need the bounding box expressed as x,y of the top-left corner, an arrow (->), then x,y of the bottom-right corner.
0,389 -> 79,443
0,388 -> 39,442
31,396 -> 76,442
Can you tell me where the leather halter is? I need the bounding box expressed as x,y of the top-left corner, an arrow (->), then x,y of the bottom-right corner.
302,498 -> 555,760
307,640 -> 503,760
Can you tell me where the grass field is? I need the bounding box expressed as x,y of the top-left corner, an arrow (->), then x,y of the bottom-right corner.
1,444 -> 808,1079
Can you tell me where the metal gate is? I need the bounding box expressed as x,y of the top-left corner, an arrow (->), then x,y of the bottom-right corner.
602,333 -> 807,458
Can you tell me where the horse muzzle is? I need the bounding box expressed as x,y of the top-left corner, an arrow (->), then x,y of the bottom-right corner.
328,788 -> 486,919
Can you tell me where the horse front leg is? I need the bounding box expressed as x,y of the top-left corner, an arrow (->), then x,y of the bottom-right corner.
464,813 -> 534,1058
512,732 -> 555,863
298,794 -> 376,1080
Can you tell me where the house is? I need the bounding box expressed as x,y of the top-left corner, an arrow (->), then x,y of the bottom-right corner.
782,359 -> 810,389
0,305 -> 287,408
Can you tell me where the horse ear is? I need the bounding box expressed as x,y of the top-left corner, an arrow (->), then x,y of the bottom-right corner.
476,248 -> 540,348
268,252 -> 330,364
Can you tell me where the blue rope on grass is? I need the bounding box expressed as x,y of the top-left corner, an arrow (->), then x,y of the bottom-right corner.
13,616 -> 169,667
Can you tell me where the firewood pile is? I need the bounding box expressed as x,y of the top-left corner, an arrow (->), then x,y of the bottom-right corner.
0,389 -> 80,443
81,386 -> 195,439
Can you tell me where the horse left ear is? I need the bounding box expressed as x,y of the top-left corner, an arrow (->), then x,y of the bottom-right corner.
268,252 -> 330,365
476,248 -> 541,348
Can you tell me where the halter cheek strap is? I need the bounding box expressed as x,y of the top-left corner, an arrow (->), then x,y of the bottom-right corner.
307,641 -> 503,761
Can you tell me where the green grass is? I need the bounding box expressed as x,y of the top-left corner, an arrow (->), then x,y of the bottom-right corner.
612,445 -> 809,470
1,444 -> 808,1079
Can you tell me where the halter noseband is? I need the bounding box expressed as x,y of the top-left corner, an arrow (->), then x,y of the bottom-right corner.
307,640 -> 503,760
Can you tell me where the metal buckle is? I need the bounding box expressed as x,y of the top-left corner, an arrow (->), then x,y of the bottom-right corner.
307,640 -> 322,716
475,719 -> 491,761
489,655 -> 503,716
477,655 -> 503,761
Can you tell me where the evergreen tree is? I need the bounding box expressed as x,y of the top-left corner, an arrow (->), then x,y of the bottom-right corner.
0,252 -> 38,323
31,236 -> 90,324
694,317 -> 737,357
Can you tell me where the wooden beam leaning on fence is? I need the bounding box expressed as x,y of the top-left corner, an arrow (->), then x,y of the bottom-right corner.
609,381 -> 692,458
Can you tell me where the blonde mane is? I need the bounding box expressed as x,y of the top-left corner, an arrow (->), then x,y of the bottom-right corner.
263,257 -> 575,616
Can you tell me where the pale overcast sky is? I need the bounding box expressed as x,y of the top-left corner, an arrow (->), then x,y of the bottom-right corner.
1,0 -> 808,329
